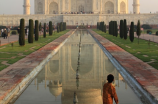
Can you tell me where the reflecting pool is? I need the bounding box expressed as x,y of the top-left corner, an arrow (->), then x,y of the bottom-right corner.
14,30 -> 142,104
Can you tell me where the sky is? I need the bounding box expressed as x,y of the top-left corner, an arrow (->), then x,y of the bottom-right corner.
0,0 -> 157,15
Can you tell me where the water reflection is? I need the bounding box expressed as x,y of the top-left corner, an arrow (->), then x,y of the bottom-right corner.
15,30 -> 142,104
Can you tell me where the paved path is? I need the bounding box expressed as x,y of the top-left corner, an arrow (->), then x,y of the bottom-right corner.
0,31 -> 57,46
0,35 -> 27,46
134,33 -> 158,43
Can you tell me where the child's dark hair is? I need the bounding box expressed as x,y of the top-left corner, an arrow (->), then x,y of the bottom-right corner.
107,74 -> 114,83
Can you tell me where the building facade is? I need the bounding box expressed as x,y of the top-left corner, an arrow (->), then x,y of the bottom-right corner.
0,0 -> 158,26
34,0 -> 129,14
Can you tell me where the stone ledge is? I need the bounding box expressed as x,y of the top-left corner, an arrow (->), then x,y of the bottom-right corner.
89,29 -> 158,104
0,29 -> 76,104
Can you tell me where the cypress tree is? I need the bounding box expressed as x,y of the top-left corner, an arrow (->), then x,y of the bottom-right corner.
99,22 -> 101,30
137,20 -> 141,44
39,22 -> 42,37
35,20 -> 39,41
109,21 -> 111,34
102,23 -> 105,32
120,20 -> 124,39
120,20 -> 122,38
65,22 -> 66,30
115,21 -> 118,37
102,21 -> 104,31
39,22 -> 42,31
52,25 -> 54,33
109,21 -> 111,35
49,21 -> 53,35
109,22 -> 110,34
19,18 -> 25,46
98,22 -> 100,30
124,19 -> 127,40
112,21 -> 115,36
104,24 -> 106,33
43,23 -> 46,38
62,22 -> 64,31
63,22 -> 65,30
57,24 -> 60,33
130,22 -> 134,42
110,21 -> 112,35
28,19 -> 34,43
59,22 -> 63,31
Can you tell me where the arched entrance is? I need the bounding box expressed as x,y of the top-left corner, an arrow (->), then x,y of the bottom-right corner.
37,2 -> 43,14
120,2 -> 126,14
49,2 -> 58,14
104,1 -> 114,14
79,5 -> 84,12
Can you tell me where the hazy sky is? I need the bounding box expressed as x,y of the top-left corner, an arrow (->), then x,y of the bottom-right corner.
0,0 -> 157,15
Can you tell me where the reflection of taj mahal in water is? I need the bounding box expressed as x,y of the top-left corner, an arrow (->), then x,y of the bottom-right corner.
34,32 -> 127,104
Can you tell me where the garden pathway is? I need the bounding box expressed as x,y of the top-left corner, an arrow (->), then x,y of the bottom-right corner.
0,31 -> 57,46
0,35 -> 27,46
134,33 -> 158,43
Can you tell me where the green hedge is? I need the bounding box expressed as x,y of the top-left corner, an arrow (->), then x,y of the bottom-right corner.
11,30 -> 17,35
156,31 -> 158,36
147,30 -> 152,34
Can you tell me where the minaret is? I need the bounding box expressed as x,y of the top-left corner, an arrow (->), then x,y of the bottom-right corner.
23,0 -> 31,15
133,0 -> 140,14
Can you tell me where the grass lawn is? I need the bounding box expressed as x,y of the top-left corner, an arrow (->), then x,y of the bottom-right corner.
93,29 -> 158,70
0,30 -> 70,71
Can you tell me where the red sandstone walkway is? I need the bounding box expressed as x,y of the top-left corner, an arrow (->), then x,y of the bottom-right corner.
89,30 -> 158,103
0,30 -> 75,104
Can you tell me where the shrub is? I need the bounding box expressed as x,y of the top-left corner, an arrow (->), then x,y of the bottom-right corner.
141,24 -> 152,29
79,25 -> 86,29
0,26 -> 7,30
147,30 -> 152,34
11,26 -> 19,30
156,31 -> 158,36
11,30 -> 17,35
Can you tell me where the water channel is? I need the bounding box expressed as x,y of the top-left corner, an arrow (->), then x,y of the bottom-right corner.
14,30 -> 142,104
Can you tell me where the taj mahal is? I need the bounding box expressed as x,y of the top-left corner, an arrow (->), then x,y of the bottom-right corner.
34,0 -> 129,14
0,0 -> 158,26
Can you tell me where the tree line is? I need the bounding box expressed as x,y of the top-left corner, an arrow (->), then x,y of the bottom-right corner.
19,18 -> 66,46
97,20 -> 141,43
